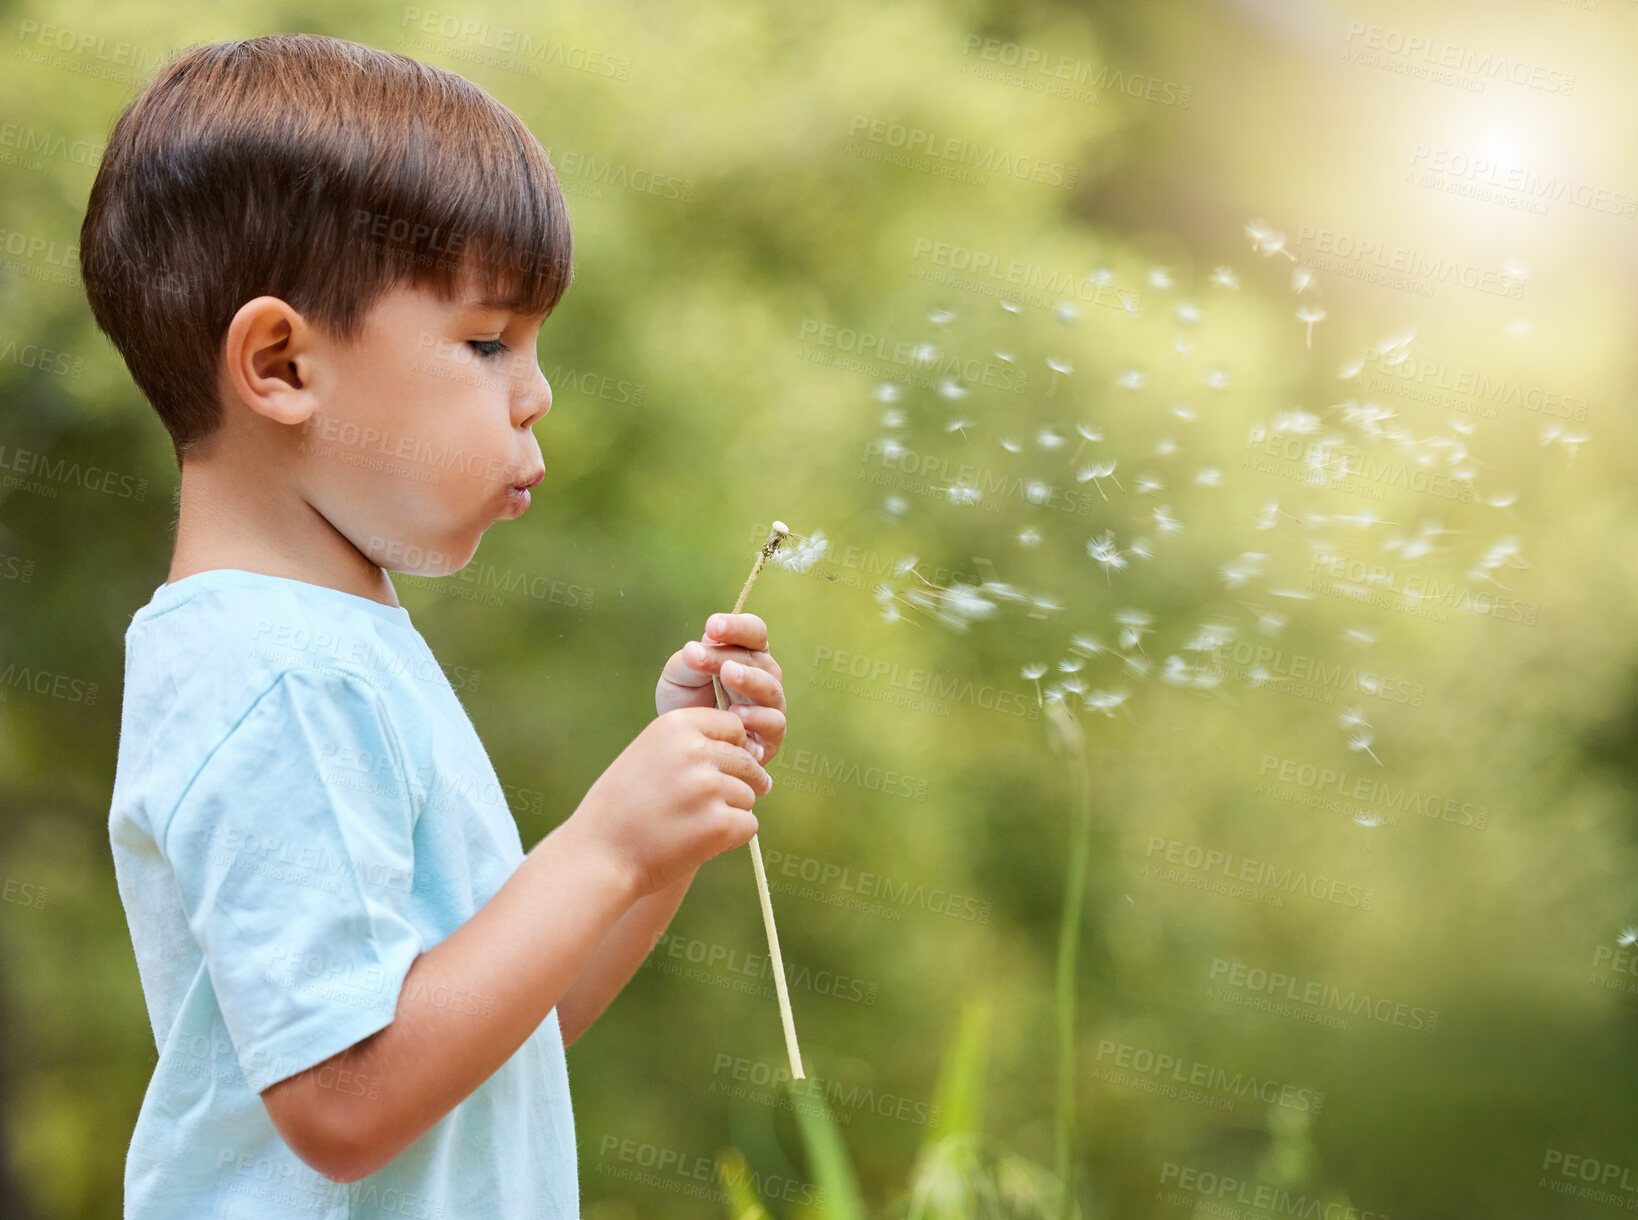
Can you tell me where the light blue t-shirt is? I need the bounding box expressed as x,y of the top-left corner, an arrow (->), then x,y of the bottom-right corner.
108,568 -> 579,1218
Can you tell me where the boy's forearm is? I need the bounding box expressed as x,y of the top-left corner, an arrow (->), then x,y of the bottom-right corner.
556,864 -> 699,1047
267,816 -> 637,1181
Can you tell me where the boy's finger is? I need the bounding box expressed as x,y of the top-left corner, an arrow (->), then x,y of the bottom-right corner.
680,641 -> 780,683
683,706 -> 752,747
703,612 -> 768,651
729,704 -> 786,746
720,659 -> 786,712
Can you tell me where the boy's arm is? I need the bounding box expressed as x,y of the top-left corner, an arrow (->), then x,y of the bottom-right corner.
261,815 -> 638,1183
556,862 -> 700,1048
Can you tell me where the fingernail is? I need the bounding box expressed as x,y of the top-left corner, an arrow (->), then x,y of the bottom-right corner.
708,614 -> 725,636
722,659 -> 741,679
684,641 -> 704,663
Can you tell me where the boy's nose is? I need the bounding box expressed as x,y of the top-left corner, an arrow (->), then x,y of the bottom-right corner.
518,373 -> 551,428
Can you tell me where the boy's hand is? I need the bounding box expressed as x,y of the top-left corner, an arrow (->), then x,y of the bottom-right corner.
655,612 -> 787,766
572,707 -> 771,898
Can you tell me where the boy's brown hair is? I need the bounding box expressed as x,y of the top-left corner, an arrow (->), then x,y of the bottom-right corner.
79,33 -> 573,467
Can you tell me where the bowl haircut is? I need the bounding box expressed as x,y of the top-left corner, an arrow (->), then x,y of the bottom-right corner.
79,32 -> 574,467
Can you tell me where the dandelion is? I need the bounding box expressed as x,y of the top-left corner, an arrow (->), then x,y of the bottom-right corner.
1296,304 -> 1327,348
770,528 -> 830,573
1115,608 -> 1152,656
1076,459 -> 1122,500
1022,662 -> 1047,706
1211,265 -> 1240,288
945,417 -> 973,441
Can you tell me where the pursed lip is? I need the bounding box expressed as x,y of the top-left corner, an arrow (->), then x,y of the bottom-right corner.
510,468 -> 546,490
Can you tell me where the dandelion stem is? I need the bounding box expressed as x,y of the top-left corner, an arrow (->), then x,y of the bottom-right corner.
1046,701 -> 1093,1220
713,522 -> 805,1080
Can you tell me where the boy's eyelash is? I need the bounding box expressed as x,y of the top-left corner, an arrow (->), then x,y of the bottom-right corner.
468,338 -> 510,358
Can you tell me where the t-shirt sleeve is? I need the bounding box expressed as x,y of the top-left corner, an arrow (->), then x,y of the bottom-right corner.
159,666 -> 426,1094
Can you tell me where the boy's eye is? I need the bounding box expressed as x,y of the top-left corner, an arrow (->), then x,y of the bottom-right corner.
467,338 -> 510,358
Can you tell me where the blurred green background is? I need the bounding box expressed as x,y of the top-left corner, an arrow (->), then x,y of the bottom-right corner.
3,0 -> 1638,1216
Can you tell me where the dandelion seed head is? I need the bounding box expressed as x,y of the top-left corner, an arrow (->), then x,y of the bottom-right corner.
1022,662 -> 1047,680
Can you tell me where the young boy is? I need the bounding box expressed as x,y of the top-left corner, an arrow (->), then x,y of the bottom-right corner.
82,32 -> 787,1218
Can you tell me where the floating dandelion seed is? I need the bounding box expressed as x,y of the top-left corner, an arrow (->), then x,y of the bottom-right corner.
1054,301 -> 1080,324
1296,304 -> 1327,348
1376,327 -> 1417,367
1220,552 -> 1267,588
881,407 -> 906,428
878,436 -> 907,460
1115,609 -> 1153,656
1121,291 -> 1142,315
1155,436 -> 1177,456
1211,265 -> 1240,288
938,377 -> 969,400
1292,267 -> 1316,294
1176,302 -> 1201,325
1152,505 -> 1182,533
1000,299 -> 1022,314
1000,436 -> 1023,453
1069,633 -> 1105,657
1619,927 -> 1638,948
1205,367 -> 1231,390
927,307 -> 955,326
1026,480 -> 1052,505
1245,218 -> 1298,260
1352,812 -> 1386,828
1117,368 -> 1146,390
1505,318 -> 1531,338
1087,531 -> 1128,583
1022,662 -> 1047,705
1037,427 -> 1066,450
1077,459 -> 1122,500
1487,491 -> 1517,509
1540,423 -> 1589,467
1340,705 -> 1382,766
1045,356 -> 1073,399
1171,404 -> 1198,422
1128,537 -> 1154,561
1135,475 -> 1164,494
1084,689 -> 1130,717
994,350 -> 1015,363
1067,423 -> 1104,464
912,342 -> 939,365
945,417 -> 972,441
883,494 -> 908,517
1343,627 -> 1377,648
1148,267 -> 1174,290
945,481 -> 982,506
1195,467 -> 1222,487
1017,527 -> 1042,548
1338,357 -> 1365,379
872,382 -> 902,403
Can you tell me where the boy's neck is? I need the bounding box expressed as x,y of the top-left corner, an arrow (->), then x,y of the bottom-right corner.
167,452 -> 402,609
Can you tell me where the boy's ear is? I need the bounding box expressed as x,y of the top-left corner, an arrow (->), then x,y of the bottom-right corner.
222,295 -> 322,427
